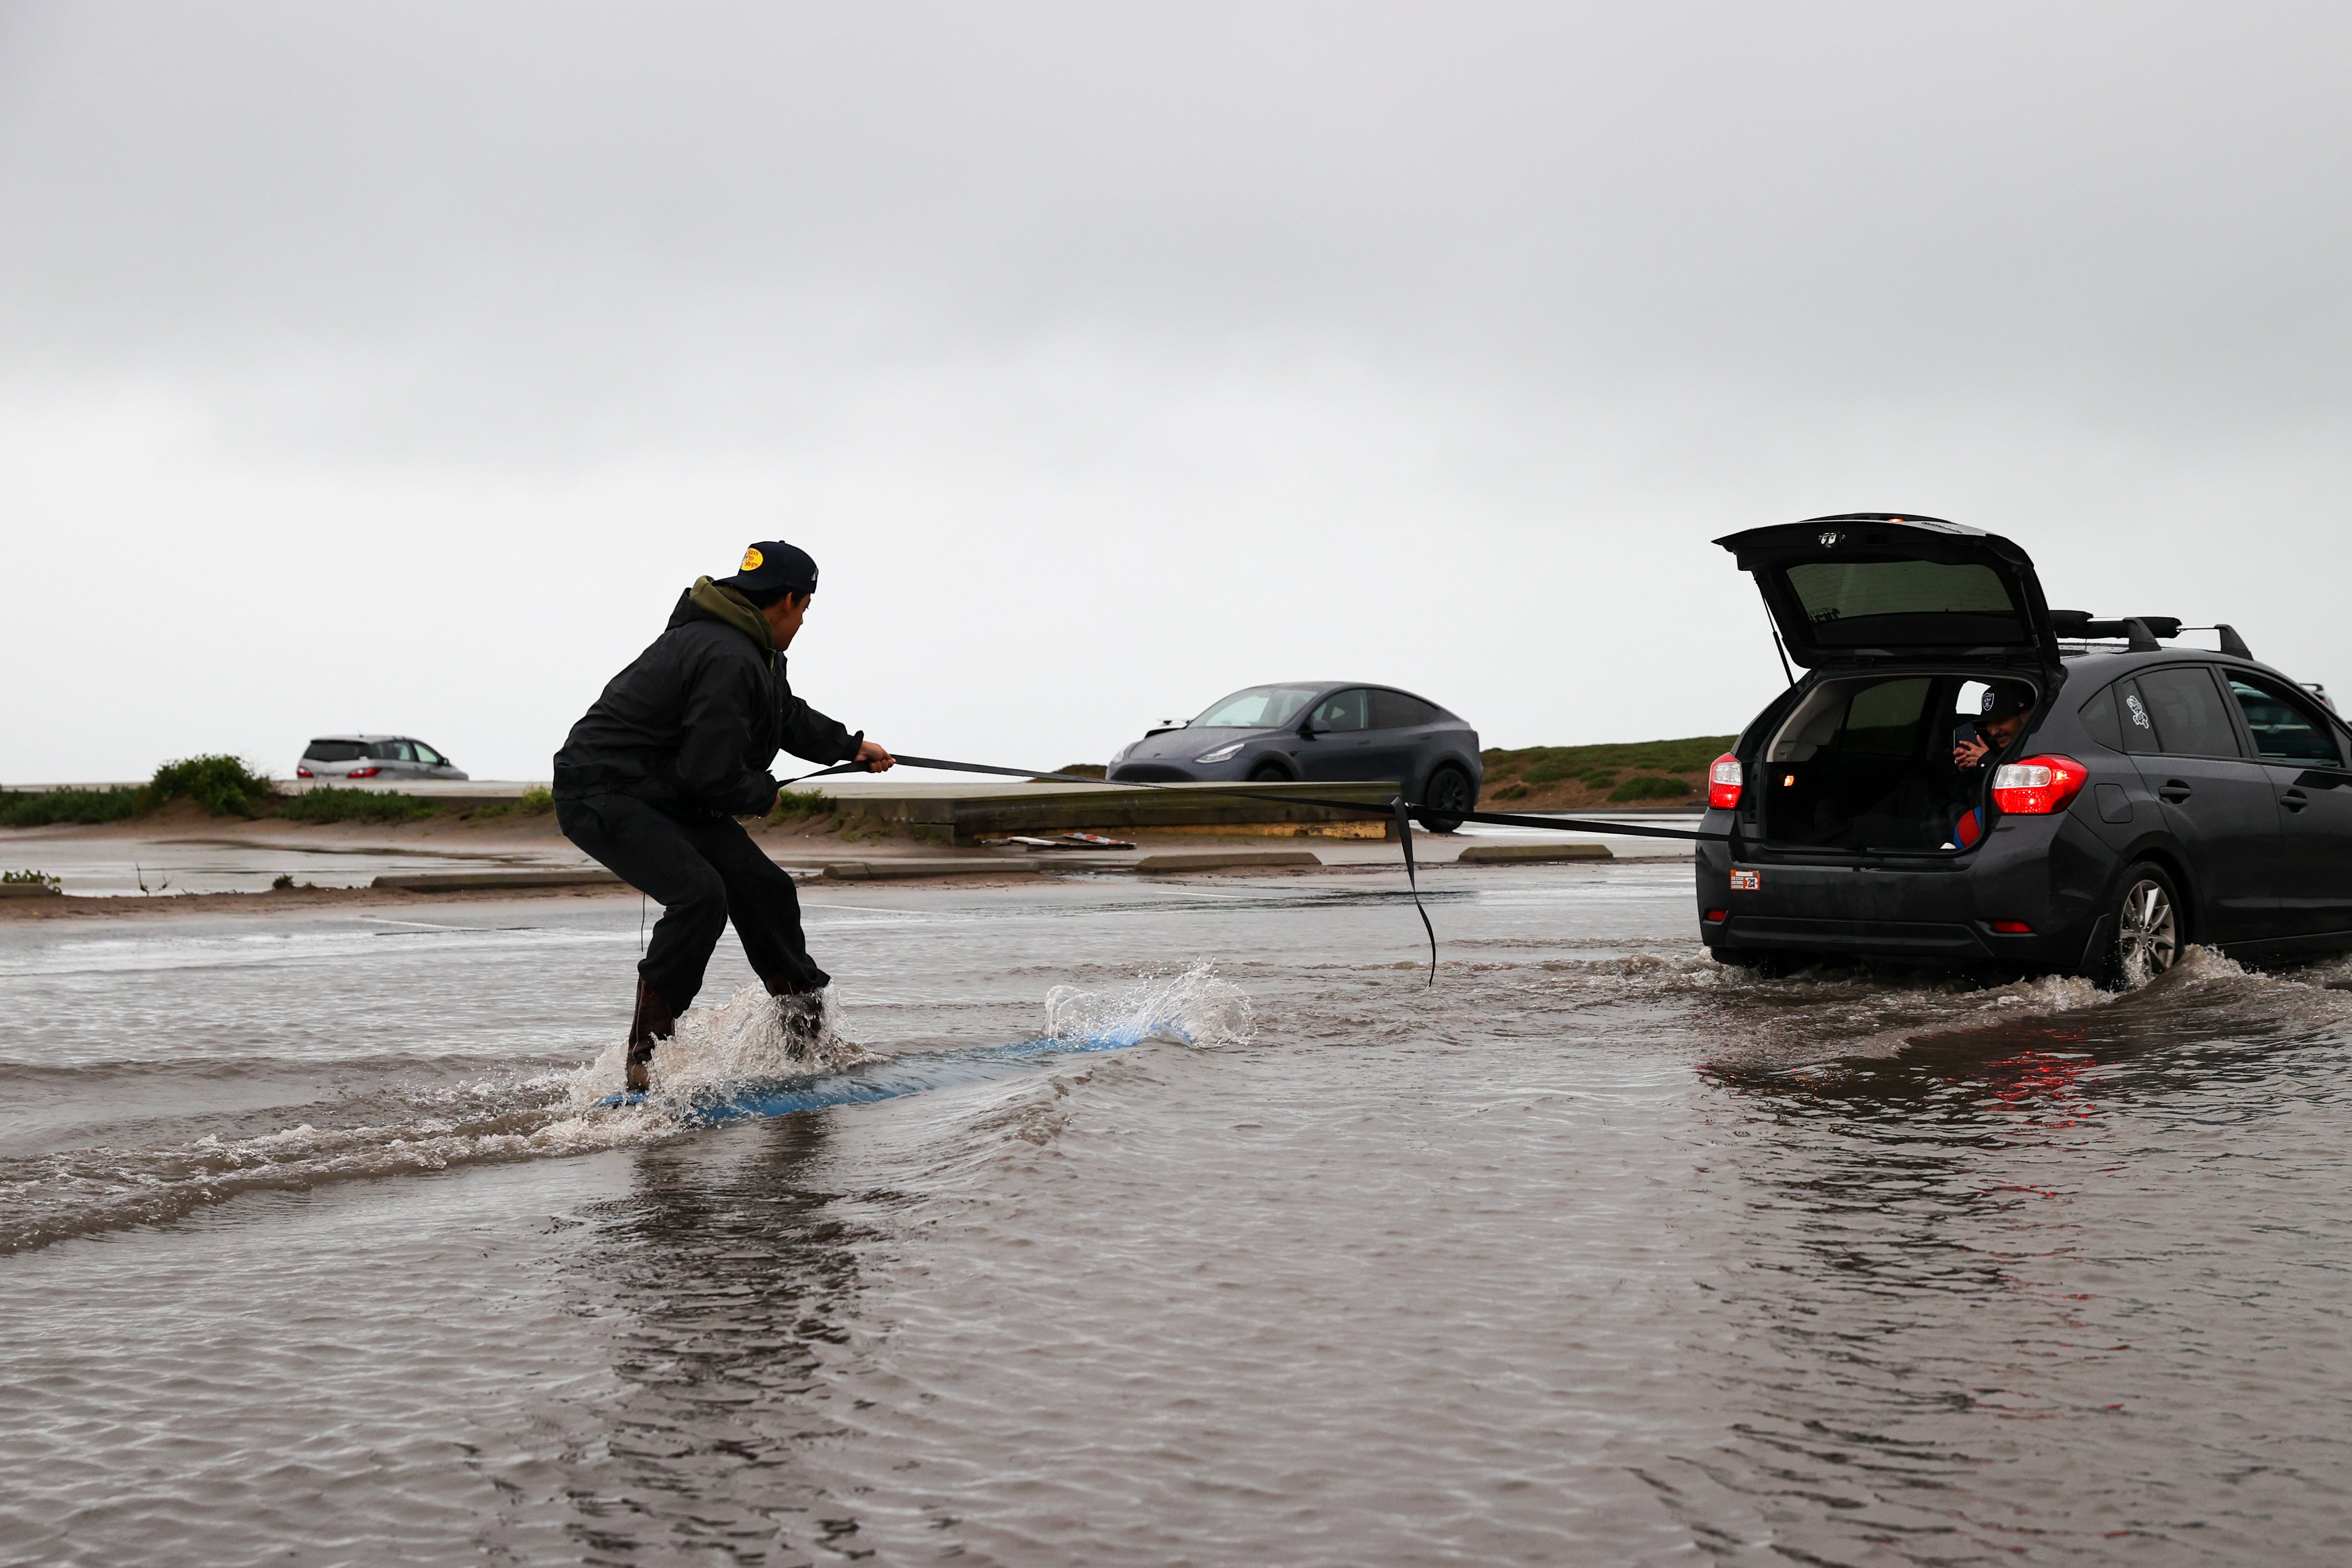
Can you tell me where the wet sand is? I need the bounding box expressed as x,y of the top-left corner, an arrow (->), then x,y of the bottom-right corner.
6,862 -> 2350,1563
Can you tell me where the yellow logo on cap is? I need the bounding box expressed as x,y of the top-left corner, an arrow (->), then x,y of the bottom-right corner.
740,547 -> 764,572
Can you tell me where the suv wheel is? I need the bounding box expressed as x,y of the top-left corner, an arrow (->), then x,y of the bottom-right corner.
2110,862 -> 2183,987
1248,760 -> 1291,783
1417,765 -> 1475,834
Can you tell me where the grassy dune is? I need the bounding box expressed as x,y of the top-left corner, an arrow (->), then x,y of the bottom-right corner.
1478,735 -> 1735,810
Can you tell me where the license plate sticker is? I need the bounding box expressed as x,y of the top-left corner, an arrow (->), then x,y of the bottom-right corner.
1730,869 -> 1761,891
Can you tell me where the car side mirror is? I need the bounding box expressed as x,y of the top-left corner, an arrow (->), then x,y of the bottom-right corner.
1298,720 -> 1321,739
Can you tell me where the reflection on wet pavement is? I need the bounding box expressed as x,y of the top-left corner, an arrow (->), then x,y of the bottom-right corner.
5,866 -> 2352,1563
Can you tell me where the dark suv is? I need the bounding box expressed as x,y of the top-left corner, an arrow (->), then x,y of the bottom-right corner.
1696,515 -> 2352,983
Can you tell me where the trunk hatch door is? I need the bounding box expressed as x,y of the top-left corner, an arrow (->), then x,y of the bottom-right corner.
1717,514 -> 2057,672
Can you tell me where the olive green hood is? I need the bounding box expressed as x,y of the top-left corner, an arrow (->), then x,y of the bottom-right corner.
686,575 -> 773,660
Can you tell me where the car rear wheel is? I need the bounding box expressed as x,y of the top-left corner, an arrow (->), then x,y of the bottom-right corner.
2110,862 -> 2183,988
1417,765 -> 1475,834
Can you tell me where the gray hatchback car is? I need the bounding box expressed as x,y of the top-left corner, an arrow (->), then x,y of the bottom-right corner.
1107,682 -> 1484,830
297,734 -> 470,781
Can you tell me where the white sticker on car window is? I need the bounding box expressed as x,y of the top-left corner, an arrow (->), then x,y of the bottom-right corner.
2126,693 -> 2153,729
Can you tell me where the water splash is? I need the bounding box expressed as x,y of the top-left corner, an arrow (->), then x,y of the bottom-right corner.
563,983 -> 878,1113
4,970 -> 1255,1255
1044,961 -> 1256,1049
561,967 -> 1249,1119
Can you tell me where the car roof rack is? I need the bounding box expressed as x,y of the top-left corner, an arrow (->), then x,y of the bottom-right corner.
2047,611 -> 2252,660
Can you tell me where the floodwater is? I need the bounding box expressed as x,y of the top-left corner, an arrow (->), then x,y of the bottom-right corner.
5,863 -> 2351,1565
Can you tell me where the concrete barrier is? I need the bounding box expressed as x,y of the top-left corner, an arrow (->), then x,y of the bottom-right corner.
1453,843 -> 1614,864
820,779 -> 1396,845
0,882 -> 63,898
1130,850 -> 1322,873
371,869 -> 621,891
821,859 -> 1040,881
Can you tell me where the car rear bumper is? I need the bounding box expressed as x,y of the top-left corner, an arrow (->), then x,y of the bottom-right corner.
1694,810 -> 2113,970
1711,914 -> 1996,958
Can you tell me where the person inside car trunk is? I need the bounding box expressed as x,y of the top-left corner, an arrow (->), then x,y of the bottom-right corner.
551,541 -> 894,1093
1947,682 -> 2037,847
1955,682 -> 2036,772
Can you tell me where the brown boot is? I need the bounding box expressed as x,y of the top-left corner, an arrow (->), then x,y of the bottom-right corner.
763,977 -> 824,1054
626,979 -> 675,1093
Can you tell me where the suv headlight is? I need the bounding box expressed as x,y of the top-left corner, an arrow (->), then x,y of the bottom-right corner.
1193,740 -> 1246,764
1110,742 -> 1135,765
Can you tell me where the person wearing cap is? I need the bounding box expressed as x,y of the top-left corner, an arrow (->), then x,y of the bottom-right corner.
1944,681 -> 2036,848
1954,682 -> 2036,772
551,541 -> 894,1093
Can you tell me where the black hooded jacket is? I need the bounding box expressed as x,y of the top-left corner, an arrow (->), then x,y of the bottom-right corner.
551,585 -> 863,819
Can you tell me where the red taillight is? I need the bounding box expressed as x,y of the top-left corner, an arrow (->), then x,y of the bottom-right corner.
296,767 -> 313,778
1707,752 -> 1743,810
347,766 -> 381,778
1991,919 -> 2034,934
1990,754 -> 2087,816
1703,908 -> 1728,923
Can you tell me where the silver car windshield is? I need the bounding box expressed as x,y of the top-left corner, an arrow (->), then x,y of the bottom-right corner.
1191,684 -> 1323,728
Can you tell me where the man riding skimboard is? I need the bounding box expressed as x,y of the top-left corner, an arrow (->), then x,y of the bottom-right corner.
552,541 -> 893,1092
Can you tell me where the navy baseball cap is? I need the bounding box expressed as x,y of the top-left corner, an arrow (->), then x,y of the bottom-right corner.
717,541 -> 819,596
1981,682 -> 2036,721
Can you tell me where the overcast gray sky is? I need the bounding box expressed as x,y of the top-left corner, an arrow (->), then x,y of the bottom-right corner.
4,1 -> 2348,783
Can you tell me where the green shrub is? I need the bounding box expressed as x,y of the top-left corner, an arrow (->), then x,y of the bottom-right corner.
2,868 -> 60,886
519,786 -> 554,813
0,786 -> 143,827
146,755 -> 275,817
278,787 -> 437,824
1493,783 -> 1530,801
271,873 -> 295,890
1607,774 -> 1693,802
1521,759 -> 1572,786
764,787 -> 833,822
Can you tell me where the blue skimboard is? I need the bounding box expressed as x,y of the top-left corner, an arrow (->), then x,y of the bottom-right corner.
593,1024 -> 1183,1124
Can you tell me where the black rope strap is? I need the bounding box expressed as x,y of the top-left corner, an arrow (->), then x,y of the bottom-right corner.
782,753 -> 1734,986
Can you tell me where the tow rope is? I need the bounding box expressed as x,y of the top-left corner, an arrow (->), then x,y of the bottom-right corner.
781,753 -> 1734,985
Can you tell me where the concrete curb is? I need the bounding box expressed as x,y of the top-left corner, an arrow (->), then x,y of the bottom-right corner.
821,859 -> 1040,881
1131,850 -> 1322,873
0,882 -> 63,898
1454,843 -> 1615,864
371,869 -> 621,892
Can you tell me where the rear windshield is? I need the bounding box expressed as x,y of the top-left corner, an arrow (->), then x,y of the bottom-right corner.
1783,560 -> 2027,648
305,740 -> 365,762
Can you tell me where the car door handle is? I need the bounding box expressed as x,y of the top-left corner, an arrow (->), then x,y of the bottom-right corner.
2159,780 -> 2193,803
2283,788 -> 2310,813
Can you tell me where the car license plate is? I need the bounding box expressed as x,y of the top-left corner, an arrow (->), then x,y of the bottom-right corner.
1730,869 -> 1761,891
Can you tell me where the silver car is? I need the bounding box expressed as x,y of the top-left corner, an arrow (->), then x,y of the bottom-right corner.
297,734 -> 469,782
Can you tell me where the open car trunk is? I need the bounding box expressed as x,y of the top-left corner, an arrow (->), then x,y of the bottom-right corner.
1758,671 -> 2038,853
1716,514 -> 2059,674
1718,516 -> 2063,852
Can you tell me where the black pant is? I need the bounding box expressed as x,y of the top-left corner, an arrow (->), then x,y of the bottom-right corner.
557,793 -> 828,1015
